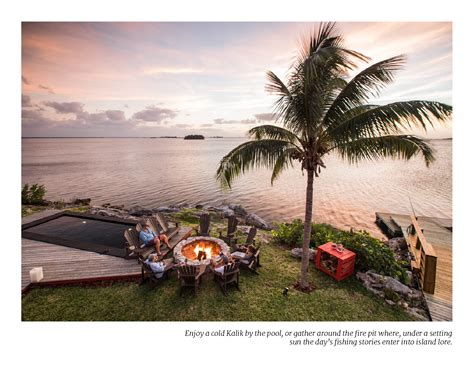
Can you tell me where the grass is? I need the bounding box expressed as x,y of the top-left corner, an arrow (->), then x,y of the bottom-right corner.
22,229 -> 415,321
22,205 -> 49,217
22,204 -> 90,217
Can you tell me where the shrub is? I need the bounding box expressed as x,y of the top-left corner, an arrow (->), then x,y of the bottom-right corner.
21,183 -> 47,205
271,219 -> 408,283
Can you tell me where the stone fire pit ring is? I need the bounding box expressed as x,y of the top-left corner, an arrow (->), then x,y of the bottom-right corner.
173,236 -> 230,266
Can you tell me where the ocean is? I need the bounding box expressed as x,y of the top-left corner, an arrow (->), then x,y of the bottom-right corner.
22,137 -> 452,237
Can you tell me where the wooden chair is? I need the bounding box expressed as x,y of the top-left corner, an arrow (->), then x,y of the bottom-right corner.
153,212 -> 180,239
194,212 -> 211,236
232,242 -> 261,274
136,222 -> 174,258
234,227 -> 258,250
124,228 -> 154,260
177,264 -> 206,295
211,261 -> 240,295
138,257 -> 174,285
219,215 -> 238,246
244,227 -> 258,246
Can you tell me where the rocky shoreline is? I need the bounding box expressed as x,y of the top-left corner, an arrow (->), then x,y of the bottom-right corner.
89,202 -> 272,230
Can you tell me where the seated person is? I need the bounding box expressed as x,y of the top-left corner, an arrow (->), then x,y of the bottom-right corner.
144,253 -> 170,279
139,222 -> 171,256
231,245 -> 256,262
210,251 -> 233,274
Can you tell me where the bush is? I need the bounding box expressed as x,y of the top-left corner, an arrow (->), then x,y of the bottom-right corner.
271,219 -> 408,283
21,183 -> 47,205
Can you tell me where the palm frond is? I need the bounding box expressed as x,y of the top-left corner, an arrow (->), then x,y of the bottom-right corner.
248,125 -> 303,147
324,100 -> 452,143
216,140 -> 296,189
324,55 -> 406,127
271,148 -> 298,184
334,135 -> 436,167
296,23 -> 369,67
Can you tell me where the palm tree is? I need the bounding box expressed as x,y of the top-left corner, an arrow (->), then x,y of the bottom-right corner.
215,23 -> 452,290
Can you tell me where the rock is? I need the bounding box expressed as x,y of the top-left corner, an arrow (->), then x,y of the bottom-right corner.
290,248 -> 316,261
383,276 -> 412,297
195,204 -> 204,209
156,206 -> 180,213
387,237 -> 407,251
229,204 -> 248,216
89,206 -> 129,219
73,198 -> 91,205
128,205 -> 153,217
222,208 -> 235,218
245,213 -> 271,230
357,270 -> 429,319
407,307 -> 430,321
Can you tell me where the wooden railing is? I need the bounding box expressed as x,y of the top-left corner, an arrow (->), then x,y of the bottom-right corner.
406,216 -> 437,294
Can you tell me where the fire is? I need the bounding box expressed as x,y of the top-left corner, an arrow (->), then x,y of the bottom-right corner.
193,242 -> 213,260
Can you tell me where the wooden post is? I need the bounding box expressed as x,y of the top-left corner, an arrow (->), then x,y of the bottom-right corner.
408,216 -> 437,294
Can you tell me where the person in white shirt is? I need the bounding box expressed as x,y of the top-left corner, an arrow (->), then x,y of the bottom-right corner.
211,252 -> 232,274
145,253 -> 168,279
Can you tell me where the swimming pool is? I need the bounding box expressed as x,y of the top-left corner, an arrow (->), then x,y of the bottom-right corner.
22,212 -> 139,258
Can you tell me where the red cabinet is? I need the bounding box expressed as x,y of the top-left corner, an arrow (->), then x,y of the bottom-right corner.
315,242 -> 356,281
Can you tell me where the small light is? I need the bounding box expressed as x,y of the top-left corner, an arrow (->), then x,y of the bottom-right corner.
82,221 -> 87,224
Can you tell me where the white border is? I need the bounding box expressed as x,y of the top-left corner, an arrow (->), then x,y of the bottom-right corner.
2,0 -> 472,365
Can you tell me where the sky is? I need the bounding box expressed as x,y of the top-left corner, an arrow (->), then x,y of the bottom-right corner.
21,22 -> 452,138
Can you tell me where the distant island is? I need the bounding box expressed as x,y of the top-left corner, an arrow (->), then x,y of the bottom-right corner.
159,136 -> 178,139
209,136 -> 223,138
184,134 -> 205,140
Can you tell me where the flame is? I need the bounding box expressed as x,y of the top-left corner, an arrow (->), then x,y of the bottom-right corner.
193,242 -> 213,260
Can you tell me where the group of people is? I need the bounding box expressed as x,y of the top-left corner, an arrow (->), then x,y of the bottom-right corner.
138,221 -> 257,279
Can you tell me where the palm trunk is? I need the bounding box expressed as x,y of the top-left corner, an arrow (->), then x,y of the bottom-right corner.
299,168 -> 314,289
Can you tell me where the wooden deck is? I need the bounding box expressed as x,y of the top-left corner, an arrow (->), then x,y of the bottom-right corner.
22,210 -> 192,292
375,212 -> 452,321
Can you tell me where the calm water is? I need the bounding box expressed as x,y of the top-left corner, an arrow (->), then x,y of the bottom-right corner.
22,138 -> 452,237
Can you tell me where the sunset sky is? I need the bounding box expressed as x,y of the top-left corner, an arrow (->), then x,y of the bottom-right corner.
21,22 -> 452,138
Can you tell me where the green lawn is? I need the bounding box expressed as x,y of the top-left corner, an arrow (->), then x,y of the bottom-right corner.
22,232 -> 414,321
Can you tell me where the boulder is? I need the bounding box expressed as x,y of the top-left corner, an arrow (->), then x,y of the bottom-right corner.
290,247 -> 316,261
73,198 -> 91,205
128,206 -> 153,217
155,206 -> 180,213
245,213 -> 271,230
89,206 -> 129,219
387,237 -> 407,251
383,276 -> 412,297
222,208 -> 235,218
356,270 -> 429,319
229,204 -> 248,216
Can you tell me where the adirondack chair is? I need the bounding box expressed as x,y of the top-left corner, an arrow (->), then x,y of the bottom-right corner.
211,261 -> 240,295
194,212 -> 211,236
177,263 -> 206,295
231,242 -> 261,274
153,212 -> 180,239
124,228 -> 154,260
136,222 -> 173,257
240,246 -> 261,273
218,215 -> 238,246
138,257 -> 174,285
234,227 -> 258,253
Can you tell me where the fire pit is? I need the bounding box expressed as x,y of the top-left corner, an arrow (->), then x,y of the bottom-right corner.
174,236 -> 230,265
